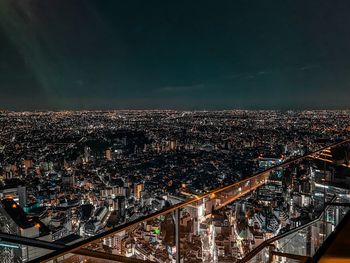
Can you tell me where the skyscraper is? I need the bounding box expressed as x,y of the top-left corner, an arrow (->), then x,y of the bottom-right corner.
134,183 -> 144,201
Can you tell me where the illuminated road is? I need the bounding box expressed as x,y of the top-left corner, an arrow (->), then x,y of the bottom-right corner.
214,171 -> 270,210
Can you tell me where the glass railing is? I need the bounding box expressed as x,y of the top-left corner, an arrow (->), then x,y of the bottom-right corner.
1,139 -> 350,263
273,204 -> 349,257
245,196 -> 350,263
48,173 -> 271,263
0,241 -> 54,263
82,213 -> 177,262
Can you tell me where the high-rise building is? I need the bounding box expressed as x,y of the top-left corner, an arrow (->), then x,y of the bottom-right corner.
17,186 -> 27,207
23,160 -> 32,175
134,183 -> 144,201
113,196 -> 126,217
62,174 -> 75,188
170,140 -> 177,151
84,146 -> 91,162
105,149 -> 113,161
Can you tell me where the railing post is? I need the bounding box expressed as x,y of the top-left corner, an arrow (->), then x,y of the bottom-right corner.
175,208 -> 180,263
268,244 -> 275,263
323,160 -> 327,243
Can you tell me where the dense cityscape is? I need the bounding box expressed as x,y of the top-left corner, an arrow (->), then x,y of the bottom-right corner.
0,110 -> 350,262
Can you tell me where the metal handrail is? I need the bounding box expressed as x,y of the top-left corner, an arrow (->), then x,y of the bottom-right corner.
0,232 -> 150,263
28,138 -> 350,263
239,195 -> 338,263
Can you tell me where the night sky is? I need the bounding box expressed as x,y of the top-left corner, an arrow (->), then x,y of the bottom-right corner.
1,0 -> 350,110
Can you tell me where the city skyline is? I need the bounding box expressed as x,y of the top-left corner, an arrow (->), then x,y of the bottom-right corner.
1,1 -> 350,110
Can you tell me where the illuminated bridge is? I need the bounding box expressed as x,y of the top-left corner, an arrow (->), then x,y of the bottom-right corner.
1,139 -> 350,263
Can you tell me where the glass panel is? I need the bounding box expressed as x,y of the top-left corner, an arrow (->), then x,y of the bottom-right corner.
247,247 -> 270,263
0,241 -> 53,263
271,205 -> 350,259
178,168 -> 278,262
73,210 -> 178,262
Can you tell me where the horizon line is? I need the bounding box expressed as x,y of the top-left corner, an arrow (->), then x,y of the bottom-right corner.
1,108 -> 350,113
